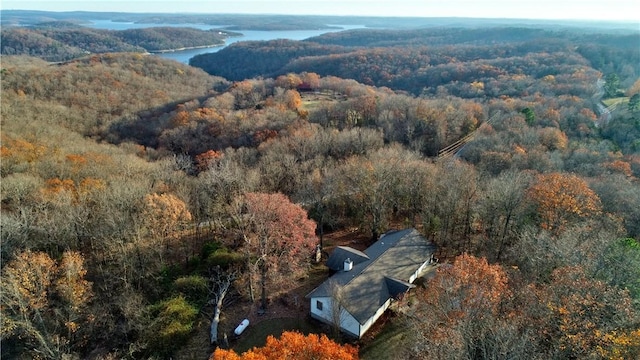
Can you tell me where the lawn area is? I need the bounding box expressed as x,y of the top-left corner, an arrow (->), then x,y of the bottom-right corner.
230,317 -> 322,354
228,314 -> 414,359
359,314 -> 412,360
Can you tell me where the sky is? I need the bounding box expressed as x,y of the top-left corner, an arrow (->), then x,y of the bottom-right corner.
2,0 -> 639,22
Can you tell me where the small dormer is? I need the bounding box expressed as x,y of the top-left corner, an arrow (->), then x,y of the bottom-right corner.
344,258 -> 353,272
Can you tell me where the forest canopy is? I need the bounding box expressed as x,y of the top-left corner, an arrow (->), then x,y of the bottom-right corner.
2,18 -> 640,360
0,23 -> 233,62
190,27 -> 640,96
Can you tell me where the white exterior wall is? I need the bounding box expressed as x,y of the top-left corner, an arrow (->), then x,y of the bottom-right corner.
360,298 -> 392,336
310,296 -> 401,338
310,296 -> 332,323
409,259 -> 432,283
339,309 -> 360,337
309,297 -> 361,338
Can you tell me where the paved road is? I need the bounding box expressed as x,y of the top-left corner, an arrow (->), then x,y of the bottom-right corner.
594,78 -> 611,127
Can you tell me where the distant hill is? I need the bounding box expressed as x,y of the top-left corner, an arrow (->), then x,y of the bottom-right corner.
3,10 -> 639,31
190,26 -> 640,96
0,23 -> 230,62
189,39 -> 350,81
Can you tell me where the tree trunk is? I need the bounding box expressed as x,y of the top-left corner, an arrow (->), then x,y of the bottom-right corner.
319,212 -> 325,249
247,258 -> 255,302
210,274 -> 233,344
495,212 -> 512,262
260,261 -> 268,311
210,291 -> 226,344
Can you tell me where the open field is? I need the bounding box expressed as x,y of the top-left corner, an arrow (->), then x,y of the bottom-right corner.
300,90 -> 347,113
602,96 -> 629,108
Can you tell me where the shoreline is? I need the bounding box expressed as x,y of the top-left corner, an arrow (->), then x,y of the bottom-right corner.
149,43 -> 225,53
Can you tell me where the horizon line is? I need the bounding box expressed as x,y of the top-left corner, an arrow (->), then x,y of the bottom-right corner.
2,9 -> 639,24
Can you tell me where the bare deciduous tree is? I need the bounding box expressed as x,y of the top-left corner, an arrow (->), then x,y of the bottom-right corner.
208,267 -> 238,345
326,279 -> 348,338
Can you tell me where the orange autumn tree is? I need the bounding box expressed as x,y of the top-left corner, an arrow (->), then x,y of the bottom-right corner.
211,331 -> 358,360
141,192 -> 192,239
419,253 -> 509,321
275,73 -> 303,89
195,149 -> 224,172
140,192 -> 193,264
407,254 -> 512,358
284,89 -> 302,110
526,172 -> 602,233
599,329 -> 640,360
1,250 -> 93,359
0,136 -> 46,175
535,266 -> 639,359
42,177 -> 106,203
300,72 -> 321,89
605,160 -> 633,177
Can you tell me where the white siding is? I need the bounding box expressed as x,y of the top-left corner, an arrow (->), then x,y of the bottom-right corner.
309,296 -> 361,338
410,259 -> 431,283
340,310 -> 360,337
310,297 -> 332,323
360,298 -> 392,336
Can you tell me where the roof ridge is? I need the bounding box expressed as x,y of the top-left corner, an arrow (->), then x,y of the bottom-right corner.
384,275 -> 413,285
341,228 -> 414,288
336,245 -> 370,259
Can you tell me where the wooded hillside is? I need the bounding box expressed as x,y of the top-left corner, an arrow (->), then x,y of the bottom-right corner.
191,27 -> 640,96
2,22 -> 640,360
1,23 -> 230,62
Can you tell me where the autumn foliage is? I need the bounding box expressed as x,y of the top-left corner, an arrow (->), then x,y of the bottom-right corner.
526,172 -> 602,232
195,149 -> 224,171
605,160 -> 633,177
0,136 -> 46,175
413,254 -> 510,326
210,331 -> 359,360
42,177 -> 106,202
240,192 -> 317,264
2,23 -> 640,359
534,266 -> 639,359
141,192 -> 193,238
408,254 -> 512,358
233,192 -> 317,307
408,254 -> 640,359
1,251 -> 93,358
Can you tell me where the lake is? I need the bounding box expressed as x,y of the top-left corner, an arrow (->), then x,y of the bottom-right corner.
87,20 -> 364,64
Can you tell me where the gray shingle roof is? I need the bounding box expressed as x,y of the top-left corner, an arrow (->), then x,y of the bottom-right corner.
307,228 -> 436,324
325,246 -> 370,271
385,276 -> 415,297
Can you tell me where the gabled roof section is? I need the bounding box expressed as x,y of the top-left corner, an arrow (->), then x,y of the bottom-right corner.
385,276 -> 415,298
325,246 -> 370,271
307,228 -> 436,324
363,228 -> 436,282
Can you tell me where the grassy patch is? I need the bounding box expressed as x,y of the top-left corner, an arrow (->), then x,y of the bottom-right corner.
300,91 -> 344,113
602,97 -> 628,107
230,317 -> 321,354
306,263 -> 330,286
359,316 -> 412,360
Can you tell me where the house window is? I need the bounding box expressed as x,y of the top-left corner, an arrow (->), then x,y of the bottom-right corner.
316,300 -> 323,311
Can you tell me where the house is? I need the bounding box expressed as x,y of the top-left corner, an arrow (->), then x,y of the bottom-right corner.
306,228 -> 436,338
